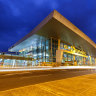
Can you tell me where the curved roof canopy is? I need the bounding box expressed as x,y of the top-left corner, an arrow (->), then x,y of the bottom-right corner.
9,10 -> 96,57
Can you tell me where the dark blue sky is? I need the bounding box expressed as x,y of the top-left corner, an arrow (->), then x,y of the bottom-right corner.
0,0 -> 96,52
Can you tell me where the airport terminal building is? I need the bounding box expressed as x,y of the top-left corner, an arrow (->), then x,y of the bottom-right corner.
8,10 -> 96,66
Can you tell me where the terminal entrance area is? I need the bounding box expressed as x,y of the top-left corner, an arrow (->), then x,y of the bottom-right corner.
61,52 -> 85,66
1,36 -> 95,67
62,53 -> 73,65
58,40 -> 93,66
60,51 -> 95,66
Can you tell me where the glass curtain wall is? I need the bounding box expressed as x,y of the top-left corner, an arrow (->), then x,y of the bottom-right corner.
62,52 -> 73,63
19,36 -> 58,65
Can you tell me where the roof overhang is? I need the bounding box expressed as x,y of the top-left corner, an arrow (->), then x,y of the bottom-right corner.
9,10 -> 96,57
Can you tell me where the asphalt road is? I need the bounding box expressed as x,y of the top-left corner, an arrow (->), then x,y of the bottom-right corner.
0,69 -> 96,92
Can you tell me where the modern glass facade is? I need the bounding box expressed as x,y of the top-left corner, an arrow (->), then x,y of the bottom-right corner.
0,35 -> 96,67
7,35 -> 95,66
1,10 -> 95,67
19,36 -> 58,64
60,40 -> 96,66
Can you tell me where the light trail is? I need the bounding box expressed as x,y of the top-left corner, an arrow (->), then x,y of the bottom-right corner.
0,66 -> 96,72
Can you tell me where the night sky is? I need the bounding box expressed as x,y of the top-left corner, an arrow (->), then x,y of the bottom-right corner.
0,0 -> 96,52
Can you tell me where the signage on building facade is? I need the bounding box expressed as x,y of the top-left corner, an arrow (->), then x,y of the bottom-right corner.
64,45 -> 86,55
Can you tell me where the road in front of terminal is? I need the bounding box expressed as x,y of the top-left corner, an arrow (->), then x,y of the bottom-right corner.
0,69 -> 96,96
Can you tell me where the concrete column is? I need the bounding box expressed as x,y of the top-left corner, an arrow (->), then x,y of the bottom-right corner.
56,50 -> 63,64
58,39 -> 60,50
73,55 -> 75,61
56,39 -> 62,64
83,57 -> 86,65
51,37 -> 53,62
73,55 -> 77,66
95,58 -> 96,65
90,56 -> 92,65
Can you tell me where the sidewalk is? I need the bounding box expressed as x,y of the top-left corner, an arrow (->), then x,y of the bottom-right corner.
0,72 -> 96,96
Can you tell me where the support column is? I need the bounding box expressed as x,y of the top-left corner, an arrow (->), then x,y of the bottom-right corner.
83,57 -> 86,66
51,37 -> 53,62
58,39 -> 60,50
90,56 -> 92,65
56,50 -> 63,64
95,58 -> 96,65
56,39 -> 62,64
45,38 -> 46,62
73,55 -> 77,66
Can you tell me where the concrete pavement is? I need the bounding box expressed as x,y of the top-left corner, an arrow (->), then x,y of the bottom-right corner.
0,69 -> 96,96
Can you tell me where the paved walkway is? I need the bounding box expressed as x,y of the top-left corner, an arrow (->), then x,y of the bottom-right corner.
0,71 -> 96,96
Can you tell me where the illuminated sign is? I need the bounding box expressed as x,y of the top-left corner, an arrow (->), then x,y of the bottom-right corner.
64,45 -> 86,55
